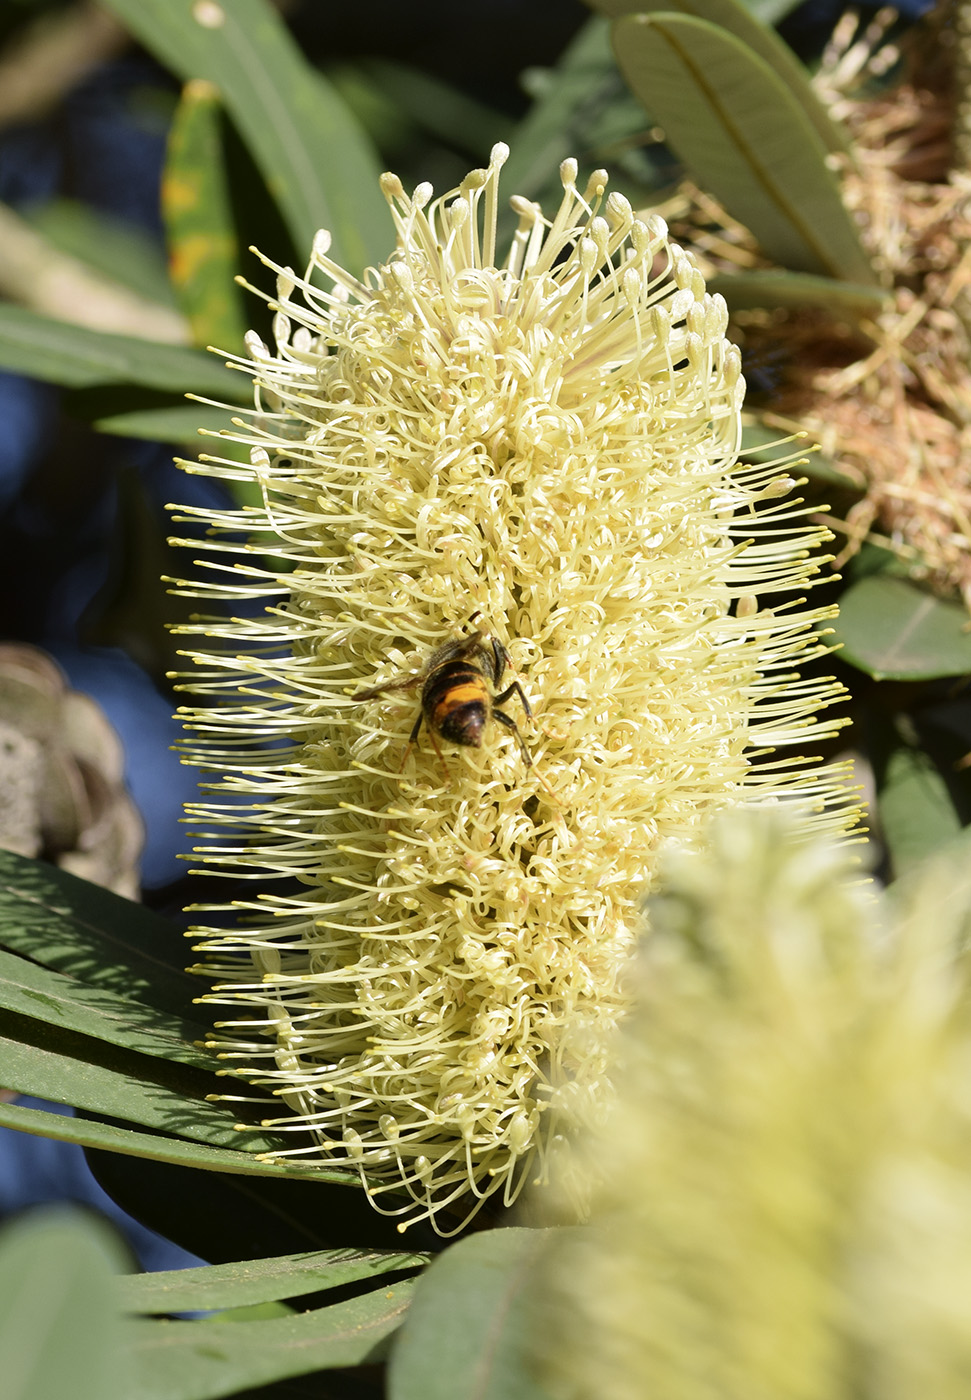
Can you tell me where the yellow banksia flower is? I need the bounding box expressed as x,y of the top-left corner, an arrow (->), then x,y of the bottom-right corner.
171,143 -> 854,1233
536,811 -> 971,1400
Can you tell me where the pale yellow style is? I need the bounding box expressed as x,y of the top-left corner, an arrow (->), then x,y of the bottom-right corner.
172,144 -> 852,1232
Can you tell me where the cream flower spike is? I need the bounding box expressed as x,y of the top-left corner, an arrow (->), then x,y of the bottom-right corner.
170,143 -> 858,1234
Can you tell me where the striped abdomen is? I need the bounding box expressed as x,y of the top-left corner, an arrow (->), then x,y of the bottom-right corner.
423,662 -> 490,748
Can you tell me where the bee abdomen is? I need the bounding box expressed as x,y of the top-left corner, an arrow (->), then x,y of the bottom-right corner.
437,696 -> 489,747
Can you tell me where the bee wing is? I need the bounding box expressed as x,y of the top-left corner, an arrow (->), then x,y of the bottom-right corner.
352,672 -> 424,701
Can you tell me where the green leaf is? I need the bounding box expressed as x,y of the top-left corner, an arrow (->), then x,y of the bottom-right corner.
0,1020 -> 285,1153
359,59 -> 513,158
612,12 -> 876,281
0,1211 -> 127,1400
25,199 -> 176,309
0,304 -> 243,397
125,1280 -> 414,1400
588,0 -> 849,153
387,1227 -> 555,1400
0,1099 -> 351,1182
502,18 -> 617,201
119,1247 -> 427,1315
710,269 -> 886,317
832,575 -> 971,680
0,948 -> 213,1067
163,79 -> 248,353
93,401 -> 235,445
878,741 -> 964,877
0,848 -> 199,1019
100,0 -> 390,271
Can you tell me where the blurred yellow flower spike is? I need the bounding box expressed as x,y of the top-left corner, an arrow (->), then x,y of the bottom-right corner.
170,144 -> 857,1234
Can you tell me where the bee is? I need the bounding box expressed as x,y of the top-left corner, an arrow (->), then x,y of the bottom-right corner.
353,622 -> 533,771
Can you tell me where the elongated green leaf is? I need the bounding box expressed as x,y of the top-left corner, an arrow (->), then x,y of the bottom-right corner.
0,948 -> 212,1067
388,1227 -> 555,1400
0,304 -> 243,396
709,269 -> 886,317
361,59 -> 513,157
100,0 -> 389,270
0,1023 -> 282,1153
163,79 -> 247,352
502,18 -> 617,201
589,0 -> 849,153
0,848 -> 198,1019
125,1281 -> 413,1400
832,575 -> 971,680
120,1247 -> 427,1314
0,1212 -> 127,1400
0,1099 -> 352,1182
613,13 -> 876,281
91,402 -> 234,444
26,199 -> 176,308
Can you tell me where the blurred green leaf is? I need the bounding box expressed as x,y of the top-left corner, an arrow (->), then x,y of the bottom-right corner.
588,0 -> 850,153
503,18 -> 618,201
0,948 -> 213,1067
872,718 -> 965,876
388,1227 -> 555,1400
0,847 -> 198,1018
100,0 -> 390,271
25,199 -> 176,308
0,304 -> 243,397
612,13 -> 877,281
92,401 -> 235,443
360,59 -> 514,158
710,269 -> 886,317
833,575 -> 971,680
163,79 -> 247,353
740,421 -> 862,489
0,1211 -> 127,1400
120,1247 -> 427,1315
124,1279 -> 414,1400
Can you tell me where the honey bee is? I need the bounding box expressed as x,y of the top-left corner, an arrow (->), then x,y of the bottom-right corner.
353,621 -> 532,770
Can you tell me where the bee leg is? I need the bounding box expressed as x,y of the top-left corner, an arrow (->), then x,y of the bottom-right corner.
493,708 -> 532,766
397,711 -> 424,773
494,679 -> 532,720
427,725 -> 452,785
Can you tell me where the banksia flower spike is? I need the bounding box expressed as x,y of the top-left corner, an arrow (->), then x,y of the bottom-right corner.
171,143 -> 854,1233
536,811 -> 971,1400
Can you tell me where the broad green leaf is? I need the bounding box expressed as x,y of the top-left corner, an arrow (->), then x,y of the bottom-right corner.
119,1247 -> 427,1314
0,304 -> 243,397
0,948 -> 212,1067
388,1227 -> 555,1400
0,848 -> 198,1018
870,709 -> 965,877
100,0 -> 390,271
612,13 -> 877,281
125,1280 -> 414,1400
25,199 -> 176,308
0,1025 -> 282,1153
588,0 -> 850,153
0,1099 -> 354,1184
163,79 -> 247,353
709,269 -> 886,317
0,1211 -> 127,1400
832,575 -> 971,680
